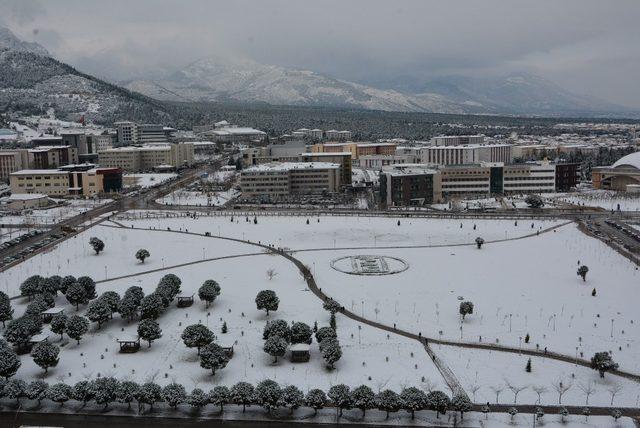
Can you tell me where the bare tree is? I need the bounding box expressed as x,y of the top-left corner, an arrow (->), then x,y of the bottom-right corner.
607,384 -> 623,406
505,380 -> 528,404
468,383 -> 481,402
578,381 -> 597,406
532,385 -> 548,404
552,378 -> 573,404
490,385 -> 505,404
266,269 -> 278,281
421,379 -> 438,393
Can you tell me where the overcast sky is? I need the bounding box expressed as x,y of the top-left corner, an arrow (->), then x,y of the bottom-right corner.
2,0 -> 639,107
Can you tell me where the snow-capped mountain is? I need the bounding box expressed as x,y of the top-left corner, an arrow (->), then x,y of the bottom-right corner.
0,27 -> 169,125
124,55 -> 635,117
124,56 -> 481,114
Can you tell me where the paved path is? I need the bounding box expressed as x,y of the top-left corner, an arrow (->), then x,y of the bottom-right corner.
103,220 -> 640,398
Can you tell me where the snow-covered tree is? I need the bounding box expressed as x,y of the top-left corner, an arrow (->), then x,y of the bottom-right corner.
427,390 -> 451,418
351,385 -> 375,417
375,389 -> 401,419
400,387 -> 428,419
4,316 -> 42,350
254,379 -> 282,412
475,237 -> 485,249
117,380 -> 140,409
0,346 -> 21,379
279,385 -> 304,414
158,274 -> 182,296
65,282 -> 88,310
323,298 -> 341,314
262,319 -> 291,342
138,319 -> 162,347
86,299 -> 112,328
0,291 -> 13,327
65,315 -> 89,345
60,275 -> 77,294
72,380 -> 94,406
590,352 -> 618,378
187,387 -> 208,410
182,324 -> 215,355
198,280 -> 221,308
4,378 -> 26,403
118,296 -> 139,322
508,406 -> 518,420
577,265 -> 589,282
451,394 -> 472,419
255,289 -> 279,315
50,312 -> 68,340
305,388 -> 328,415
19,275 -> 44,300
525,194 -> 544,208
320,337 -> 342,369
46,382 -> 72,406
459,301 -> 474,321
124,286 -> 145,304
92,377 -> 119,409
137,382 -> 162,411
24,295 -> 51,317
209,385 -> 230,412
77,276 -> 97,299
25,379 -> 48,404
328,384 -> 351,417
135,248 -> 150,263
230,381 -> 254,412
559,406 -> 569,422
89,237 -> 105,254
42,276 -> 60,296
611,409 -> 622,421
99,291 -> 121,316
31,341 -> 60,373
200,342 -> 229,375
290,322 -> 313,344
263,335 -> 288,363
140,293 -> 164,319
315,326 -> 337,344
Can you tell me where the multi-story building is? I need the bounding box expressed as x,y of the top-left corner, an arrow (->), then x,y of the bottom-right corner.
0,151 -> 25,182
502,162 -> 556,193
98,143 -> 194,172
312,142 -> 397,159
359,154 -> 418,169
240,162 -> 341,198
420,144 -> 512,166
206,126 -> 267,143
439,164 -> 494,197
432,135 -> 485,146
29,146 -> 79,169
325,130 -> 352,141
9,170 -> 70,196
136,124 -> 168,145
555,163 -> 580,192
299,152 -> 352,187
115,121 -> 137,144
10,166 -> 123,197
379,164 -> 442,207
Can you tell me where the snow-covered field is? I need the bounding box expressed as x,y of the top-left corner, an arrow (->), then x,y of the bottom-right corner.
4,211 -> 639,412
156,189 -> 240,207
0,198 -> 111,226
553,190 -> 640,211
124,173 -> 177,189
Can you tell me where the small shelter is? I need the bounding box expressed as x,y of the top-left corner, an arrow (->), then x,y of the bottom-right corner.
177,294 -> 194,308
28,334 -> 49,347
40,307 -> 64,323
117,336 -> 141,353
290,343 -> 311,362
218,339 -> 235,358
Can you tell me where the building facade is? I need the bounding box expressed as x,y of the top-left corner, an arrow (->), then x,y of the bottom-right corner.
420,144 -> 512,166
240,162 -> 341,198
432,135 -> 485,146
379,165 -> 442,207
98,143 -> 194,172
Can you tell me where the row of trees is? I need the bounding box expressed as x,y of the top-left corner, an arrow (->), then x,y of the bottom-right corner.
0,376 -> 475,420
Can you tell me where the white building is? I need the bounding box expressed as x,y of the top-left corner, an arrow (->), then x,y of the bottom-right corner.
420,144 -> 512,166
432,135 -> 485,146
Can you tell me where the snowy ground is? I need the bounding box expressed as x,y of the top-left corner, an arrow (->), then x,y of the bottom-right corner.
124,173 -> 178,189
0,198 -> 111,226
552,190 -> 640,211
4,212 -> 639,411
156,189 -> 240,207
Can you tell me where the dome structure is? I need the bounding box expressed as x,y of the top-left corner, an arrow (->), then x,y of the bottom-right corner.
612,152 -> 640,170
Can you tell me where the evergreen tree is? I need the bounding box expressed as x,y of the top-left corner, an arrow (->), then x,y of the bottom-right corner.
24,295 -> 51,317
525,194 -> 544,208
459,301 -> 474,320
264,335 -> 288,363
65,283 -> 88,310
320,337 -> 342,369
25,379 -> 48,404
135,248 -> 150,263
475,237 -> 485,249
328,384 -> 351,417
187,387 -> 209,410
72,380 -> 94,407
65,315 -> 89,345
86,299 -> 112,328
4,378 -> 26,403
0,291 -> 13,327
136,382 -> 162,411
315,326 -> 337,344
221,321 -> 228,334
4,316 -> 42,350
118,296 -> 139,322
427,390 -> 451,419
46,382 -> 72,406
290,321 -> 313,344
140,293 -> 164,319
375,389 -> 402,419
230,381 -> 254,412
262,319 -> 291,342
305,388 -> 328,415
124,286 -> 145,305
577,265 -> 589,281
77,276 -> 97,299
323,298 -> 341,314
31,341 -> 60,373
451,394 -> 472,420
208,385 -> 230,412
162,382 -> 186,409
138,319 -> 162,347
198,280 -> 221,308
526,358 -> 532,372
20,275 -> 44,300
255,290 -> 279,315
330,313 -> 337,331
524,333 -> 530,343
98,291 -> 121,316
92,376 -> 119,409
200,342 -> 229,375
50,312 -> 68,340
400,387 -> 428,419
351,385 -> 375,417
279,385 -> 304,414
590,352 -> 619,378
181,324 -> 215,355
60,275 -> 77,294
41,276 -> 60,296
89,237 -> 105,254
158,274 -> 182,296
254,379 -> 282,412
0,346 -> 21,379
117,380 -> 140,409
508,407 -> 518,420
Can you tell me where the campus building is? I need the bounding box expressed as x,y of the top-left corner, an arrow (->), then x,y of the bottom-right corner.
592,152 -> 640,191
312,142 -> 397,159
98,143 -> 194,172
432,135 -> 485,146
379,165 -> 442,207
240,162 -> 341,198
9,166 -> 123,197
419,144 -> 513,166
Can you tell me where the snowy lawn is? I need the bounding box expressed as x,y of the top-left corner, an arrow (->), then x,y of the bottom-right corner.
156,189 -> 240,207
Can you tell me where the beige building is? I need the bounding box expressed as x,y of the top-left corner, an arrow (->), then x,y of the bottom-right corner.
5,193 -> 51,210
0,151 -> 25,182
10,170 -> 70,196
98,143 -> 194,172
240,162 -> 341,198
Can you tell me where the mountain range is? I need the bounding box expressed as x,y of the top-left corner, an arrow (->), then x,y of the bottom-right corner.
0,26 -> 637,121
